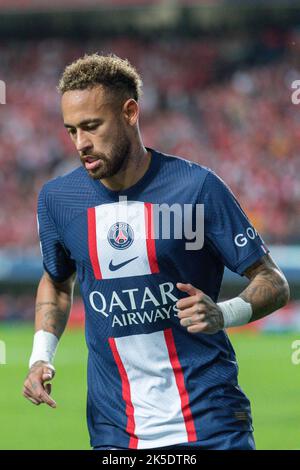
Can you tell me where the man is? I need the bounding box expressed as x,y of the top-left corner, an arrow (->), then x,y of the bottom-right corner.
23,54 -> 290,450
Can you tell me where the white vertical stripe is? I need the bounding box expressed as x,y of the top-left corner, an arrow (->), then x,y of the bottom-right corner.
115,331 -> 188,449
94,201 -> 151,279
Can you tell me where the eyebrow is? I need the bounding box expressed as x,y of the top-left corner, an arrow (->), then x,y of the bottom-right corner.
64,118 -> 102,128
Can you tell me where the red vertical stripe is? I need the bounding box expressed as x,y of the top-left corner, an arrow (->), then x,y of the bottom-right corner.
164,329 -> 197,442
108,338 -> 138,449
144,202 -> 159,274
87,207 -> 102,280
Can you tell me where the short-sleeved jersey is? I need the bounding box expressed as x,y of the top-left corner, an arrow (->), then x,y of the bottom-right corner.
37,148 -> 268,449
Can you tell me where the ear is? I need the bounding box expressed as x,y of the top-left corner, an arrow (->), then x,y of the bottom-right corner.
122,99 -> 139,126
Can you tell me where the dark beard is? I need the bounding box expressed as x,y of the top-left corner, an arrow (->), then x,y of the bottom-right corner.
82,133 -> 131,180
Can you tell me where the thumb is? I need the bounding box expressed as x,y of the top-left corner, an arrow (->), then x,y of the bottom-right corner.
42,365 -> 55,383
176,282 -> 198,296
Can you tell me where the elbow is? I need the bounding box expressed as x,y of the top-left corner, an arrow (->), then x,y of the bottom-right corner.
43,270 -> 76,296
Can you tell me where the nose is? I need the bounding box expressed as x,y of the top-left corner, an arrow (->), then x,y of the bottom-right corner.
76,129 -> 93,153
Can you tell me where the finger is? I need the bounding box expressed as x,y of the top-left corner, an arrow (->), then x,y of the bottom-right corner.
42,366 -> 55,382
180,313 -> 205,328
26,396 -> 41,406
177,305 -> 206,319
42,372 -> 53,382
38,389 -> 56,408
39,391 -> 56,408
23,389 -> 41,405
176,291 -> 205,310
27,397 -> 41,405
24,384 -> 41,398
29,379 -> 57,408
187,323 -> 209,334
176,295 -> 199,310
176,283 -> 199,296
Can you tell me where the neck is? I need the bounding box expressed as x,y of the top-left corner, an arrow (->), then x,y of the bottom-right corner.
100,140 -> 151,191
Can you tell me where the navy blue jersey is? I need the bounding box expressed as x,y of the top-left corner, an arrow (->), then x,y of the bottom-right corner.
37,149 -> 268,449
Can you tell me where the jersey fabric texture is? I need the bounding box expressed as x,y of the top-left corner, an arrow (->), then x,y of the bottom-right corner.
37,148 -> 268,449
94,430 -> 256,450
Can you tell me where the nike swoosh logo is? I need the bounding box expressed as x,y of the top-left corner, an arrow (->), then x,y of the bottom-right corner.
109,256 -> 139,271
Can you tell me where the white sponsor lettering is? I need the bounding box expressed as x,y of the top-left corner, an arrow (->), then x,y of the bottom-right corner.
109,291 -> 127,313
89,291 -> 109,317
111,305 -> 177,328
234,226 -> 258,247
159,282 -> 178,303
246,227 -> 257,239
90,282 -> 179,326
141,287 -> 160,309
234,233 -> 247,247
122,288 -> 138,310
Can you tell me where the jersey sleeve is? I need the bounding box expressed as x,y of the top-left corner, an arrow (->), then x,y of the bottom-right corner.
37,186 -> 76,282
201,171 -> 269,275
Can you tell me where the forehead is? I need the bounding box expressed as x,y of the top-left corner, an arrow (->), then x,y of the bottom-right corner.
61,86 -> 113,123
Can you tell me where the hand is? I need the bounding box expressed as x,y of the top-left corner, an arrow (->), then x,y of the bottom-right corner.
176,282 -> 224,334
23,361 -> 57,408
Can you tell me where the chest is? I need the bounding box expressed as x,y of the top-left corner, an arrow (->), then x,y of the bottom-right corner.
62,198 -> 203,281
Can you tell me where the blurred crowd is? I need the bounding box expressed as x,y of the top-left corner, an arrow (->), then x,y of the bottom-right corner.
0,33 -> 300,249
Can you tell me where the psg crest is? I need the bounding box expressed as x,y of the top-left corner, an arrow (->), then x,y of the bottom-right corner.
107,222 -> 134,250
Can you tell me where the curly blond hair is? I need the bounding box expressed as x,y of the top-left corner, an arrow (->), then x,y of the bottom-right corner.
58,53 -> 143,102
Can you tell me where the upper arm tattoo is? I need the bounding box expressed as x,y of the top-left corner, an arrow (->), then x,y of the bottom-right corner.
240,254 -> 290,321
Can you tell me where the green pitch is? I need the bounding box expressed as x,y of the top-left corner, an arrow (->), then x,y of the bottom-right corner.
0,324 -> 299,450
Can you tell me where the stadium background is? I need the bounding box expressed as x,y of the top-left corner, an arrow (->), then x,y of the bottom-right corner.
0,0 -> 300,450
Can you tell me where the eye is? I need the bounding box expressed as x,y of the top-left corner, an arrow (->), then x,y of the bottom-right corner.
67,128 -> 77,136
86,123 -> 100,132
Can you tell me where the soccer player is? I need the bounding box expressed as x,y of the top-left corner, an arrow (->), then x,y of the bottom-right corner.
23,54 -> 290,450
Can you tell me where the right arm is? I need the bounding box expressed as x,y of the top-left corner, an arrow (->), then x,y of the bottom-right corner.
35,271 -> 76,337
23,271 -> 76,408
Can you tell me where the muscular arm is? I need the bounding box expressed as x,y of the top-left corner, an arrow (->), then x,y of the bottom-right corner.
35,271 -> 76,338
23,271 -> 76,407
177,253 -> 290,334
239,253 -> 290,323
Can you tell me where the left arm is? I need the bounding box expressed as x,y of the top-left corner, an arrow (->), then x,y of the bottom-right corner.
177,253 -> 290,334
238,253 -> 290,322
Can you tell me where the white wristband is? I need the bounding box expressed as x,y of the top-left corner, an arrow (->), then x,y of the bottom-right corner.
29,330 -> 59,369
217,297 -> 252,329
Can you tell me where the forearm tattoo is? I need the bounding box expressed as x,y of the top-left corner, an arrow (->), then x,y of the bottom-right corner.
35,301 -> 70,337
